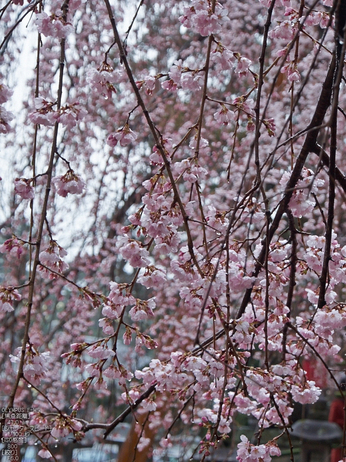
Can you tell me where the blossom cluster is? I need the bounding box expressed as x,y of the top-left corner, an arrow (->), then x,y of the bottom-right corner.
39,241 -> 69,277
0,236 -> 24,259
52,169 -> 86,197
0,287 -> 21,314
280,167 -> 325,218
107,124 -> 138,147
237,436 -> 281,462
131,347 -> 321,447
162,50 -> 252,93
0,83 -> 14,134
87,63 -> 125,99
179,0 -> 230,36
101,282 -> 135,322
14,178 -> 35,200
99,281 -> 158,348
10,345 -> 50,385
35,11 -> 74,39
29,98 -> 86,128
29,412 -> 84,451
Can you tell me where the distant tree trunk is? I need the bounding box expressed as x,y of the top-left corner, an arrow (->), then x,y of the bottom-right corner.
117,412 -> 155,462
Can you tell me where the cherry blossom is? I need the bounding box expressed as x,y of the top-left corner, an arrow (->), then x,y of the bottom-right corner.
137,74 -> 157,95
52,170 -> 86,197
234,55 -> 252,75
107,124 -> 138,147
0,287 -> 21,314
269,20 -> 297,40
118,238 -> 150,267
39,241 -> 69,276
129,298 -> 156,321
14,178 -> 35,200
179,0 -> 230,36
181,71 -> 204,91
237,435 -> 281,462
214,104 -> 234,125
98,317 -> 115,335
291,381 -> 321,405
50,415 -> 82,439
35,11 -> 74,39
87,64 -> 124,98
138,267 -> 167,288
54,103 -> 87,128
10,346 -> 50,385
88,345 -> 115,360
0,237 -> 24,259
29,98 -> 56,126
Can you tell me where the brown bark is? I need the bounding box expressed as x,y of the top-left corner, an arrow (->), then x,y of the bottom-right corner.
117,411 -> 155,462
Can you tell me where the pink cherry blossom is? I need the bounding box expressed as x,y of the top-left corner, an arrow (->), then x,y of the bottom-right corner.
39,241 -> 68,276
138,267 -> 166,288
269,20 -> 297,40
54,103 -> 87,128
107,124 -> 138,147
291,381 -> 321,404
52,170 -> 86,197
87,64 -> 124,98
29,97 -> 56,126
181,71 -> 204,91
129,298 -> 156,321
234,56 -> 252,75
0,287 -> 21,313
141,75 -> 157,95
10,345 -> 50,385
237,435 -> 280,462
35,11 -> 74,39
179,0 -> 230,36
118,238 -> 150,267
98,317 -> 115,335
88,345 -> 115,359
14,178 -> 35,199
51,420 -> 71,439
103,366 -> 121,379
214,105 -> 234,125
0,237 -> 24,259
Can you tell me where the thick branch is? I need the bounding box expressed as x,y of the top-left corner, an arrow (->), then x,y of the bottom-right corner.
236,53 -> 337,319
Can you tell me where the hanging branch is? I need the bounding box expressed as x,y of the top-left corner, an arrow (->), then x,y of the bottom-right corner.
318,0 -> 346,309
4,0 -> 70,417
236,51 -> 337,320
103,0 -> 203,276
